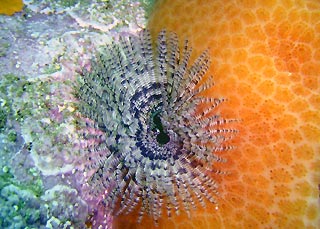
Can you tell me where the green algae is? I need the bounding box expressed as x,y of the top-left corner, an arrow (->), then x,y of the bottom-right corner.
7,130 -> 17,142
0,166 -> 44,197
0,74 -> 51,123
0,106 -> 7,132
0,72 -> 78,174
140,0 -> 156,18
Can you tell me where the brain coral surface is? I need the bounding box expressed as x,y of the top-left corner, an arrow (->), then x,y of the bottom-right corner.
114,0 -> 320,228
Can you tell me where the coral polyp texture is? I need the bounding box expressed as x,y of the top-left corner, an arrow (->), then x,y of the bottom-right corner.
75,29 -> 236,222
145,0 -> 320,228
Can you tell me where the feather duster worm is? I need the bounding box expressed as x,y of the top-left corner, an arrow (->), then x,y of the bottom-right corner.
75,30 -> 237,225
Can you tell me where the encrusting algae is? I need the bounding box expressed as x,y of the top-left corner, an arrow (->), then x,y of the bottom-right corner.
114,0 -> 320,228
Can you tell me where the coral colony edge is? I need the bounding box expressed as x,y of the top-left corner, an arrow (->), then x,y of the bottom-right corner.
75,29 -> 237,224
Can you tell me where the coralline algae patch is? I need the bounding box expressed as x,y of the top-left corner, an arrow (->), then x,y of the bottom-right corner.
115,0 -> 320,228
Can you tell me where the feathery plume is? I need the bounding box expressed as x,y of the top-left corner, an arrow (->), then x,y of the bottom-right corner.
75,29 -> 237,223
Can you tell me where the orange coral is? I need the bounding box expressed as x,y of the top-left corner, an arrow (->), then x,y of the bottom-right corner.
114,0 -> 320,228
0,0 -> 23,16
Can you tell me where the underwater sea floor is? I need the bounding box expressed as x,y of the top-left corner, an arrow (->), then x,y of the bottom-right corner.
0,0 -> 146,228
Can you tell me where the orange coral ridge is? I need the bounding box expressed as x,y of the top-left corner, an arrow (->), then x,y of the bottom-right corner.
114,0 -> 320,228
0,0 -> 23,15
